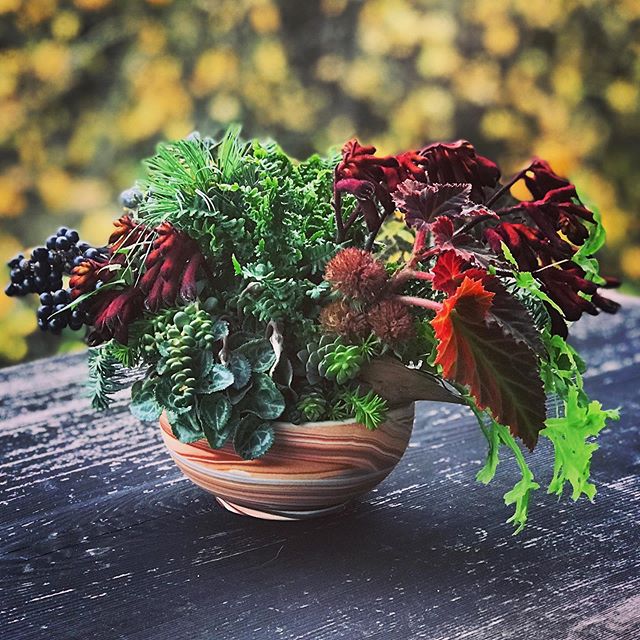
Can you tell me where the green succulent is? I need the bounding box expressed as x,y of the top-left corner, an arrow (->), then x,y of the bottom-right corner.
296,389 -> 329,422
318,343 -> 365,384
298,334 -> 371,386
140,303 -> 226,409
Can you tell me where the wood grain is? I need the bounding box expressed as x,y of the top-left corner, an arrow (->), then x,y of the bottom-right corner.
1,294 -> 639,640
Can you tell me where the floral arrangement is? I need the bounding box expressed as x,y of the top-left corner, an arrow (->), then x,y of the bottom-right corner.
5,127 -> 621,532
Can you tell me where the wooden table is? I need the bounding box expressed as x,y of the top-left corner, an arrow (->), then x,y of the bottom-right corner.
2,295 -> 639,640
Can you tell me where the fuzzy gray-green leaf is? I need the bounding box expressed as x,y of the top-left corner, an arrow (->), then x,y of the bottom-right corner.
236,338 -> 276,373
197,363 -> 235,393
198,394 -> 232,448
233,415 -> 275,460
130,380 -> 163,422
240,373 -> 285,420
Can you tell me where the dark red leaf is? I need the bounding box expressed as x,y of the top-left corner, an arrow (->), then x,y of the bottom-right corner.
89,287 -> 145,345
394,180 -> 472,229
431,251 -> 469,295
139,222 -> 206,311
417,140 -> 501,203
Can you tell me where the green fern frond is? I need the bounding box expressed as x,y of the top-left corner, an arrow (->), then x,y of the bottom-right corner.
87,345 -> 127,410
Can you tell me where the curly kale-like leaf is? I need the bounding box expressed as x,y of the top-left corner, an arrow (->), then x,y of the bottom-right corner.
471,405 -> 540,534
540,330 -> 587,403
541,387 -> 619,500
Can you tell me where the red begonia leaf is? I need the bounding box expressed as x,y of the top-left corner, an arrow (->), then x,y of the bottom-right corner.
431,276 -> 546,450
432,251 -> 469,295
432,256 -> 544,354
428,216 -> 492,265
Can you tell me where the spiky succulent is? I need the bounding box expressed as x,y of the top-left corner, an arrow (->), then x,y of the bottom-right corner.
296,389 -> 329,422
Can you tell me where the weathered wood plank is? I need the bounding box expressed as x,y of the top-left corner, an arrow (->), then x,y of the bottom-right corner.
1,295 -> 639,640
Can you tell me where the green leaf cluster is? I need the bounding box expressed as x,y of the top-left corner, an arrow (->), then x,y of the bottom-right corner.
298,334 -> 377,386
136,128 -> 358,343
539,330 -> 620,501
103,127 -> 389,458
469,323 -> 619,534
337,388 -> 389,430
129,309 -> 286,460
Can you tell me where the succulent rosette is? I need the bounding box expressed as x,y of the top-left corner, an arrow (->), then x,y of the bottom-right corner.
5,127 -> 620,532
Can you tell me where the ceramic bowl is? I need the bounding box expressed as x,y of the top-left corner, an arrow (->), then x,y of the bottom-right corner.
159,403 -> 415,520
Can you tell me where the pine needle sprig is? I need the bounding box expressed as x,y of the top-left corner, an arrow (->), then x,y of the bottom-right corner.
139,139 -> 215,226
341,388 -> 389,430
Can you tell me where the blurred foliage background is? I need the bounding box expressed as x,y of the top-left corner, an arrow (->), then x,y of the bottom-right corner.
0,0 -> 639,365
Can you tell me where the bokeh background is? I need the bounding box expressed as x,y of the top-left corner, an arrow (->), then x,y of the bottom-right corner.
1,0 -> 639,365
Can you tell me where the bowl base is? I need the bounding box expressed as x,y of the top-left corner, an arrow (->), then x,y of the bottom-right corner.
216,497 -> 348,521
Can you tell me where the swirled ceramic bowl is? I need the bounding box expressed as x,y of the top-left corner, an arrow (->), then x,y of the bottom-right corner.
159,403 -> 415,520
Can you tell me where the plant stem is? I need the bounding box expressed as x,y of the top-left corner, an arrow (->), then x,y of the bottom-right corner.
456,165 -> 532,236
342,207 -> 361,235
395,294 -> 442,312
333,181 -> 346,242
391,267 -> 434,289
364,214 -> 386,251
485,166 -> 530,208
407,227 -> 428,268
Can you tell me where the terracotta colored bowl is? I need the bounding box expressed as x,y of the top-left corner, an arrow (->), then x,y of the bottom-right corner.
159,403 -> 415,520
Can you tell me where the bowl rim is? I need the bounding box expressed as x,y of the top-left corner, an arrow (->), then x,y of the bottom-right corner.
160,403 -> 415,439
271,402 -> 415,429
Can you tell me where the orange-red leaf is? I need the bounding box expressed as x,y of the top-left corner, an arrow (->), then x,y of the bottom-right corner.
431,250 -> 469,295
431,276 -> 546,449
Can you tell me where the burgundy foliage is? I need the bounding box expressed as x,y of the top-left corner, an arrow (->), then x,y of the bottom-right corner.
89,287 -> 145,345
78,217 -> 208,345
139,222 -> 204,311
335,137 -> 619,335
416,140 -> 501,202
334,138 -> 502,237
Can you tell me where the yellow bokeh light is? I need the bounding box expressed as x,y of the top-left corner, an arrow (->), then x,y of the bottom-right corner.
483,18 -> 519,57
249,3 -> 280,34
30,40 -> 71,83
51,10 -> 80,40
606,80 -> 639,114
73,0 -> 111,10
621,247 -> 640,279
191,49 -> 238,96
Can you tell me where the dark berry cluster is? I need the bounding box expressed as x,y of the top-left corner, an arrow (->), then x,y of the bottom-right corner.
37,289 -> 88,333
5,226 -> 105,333
5,227 -> 106,297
